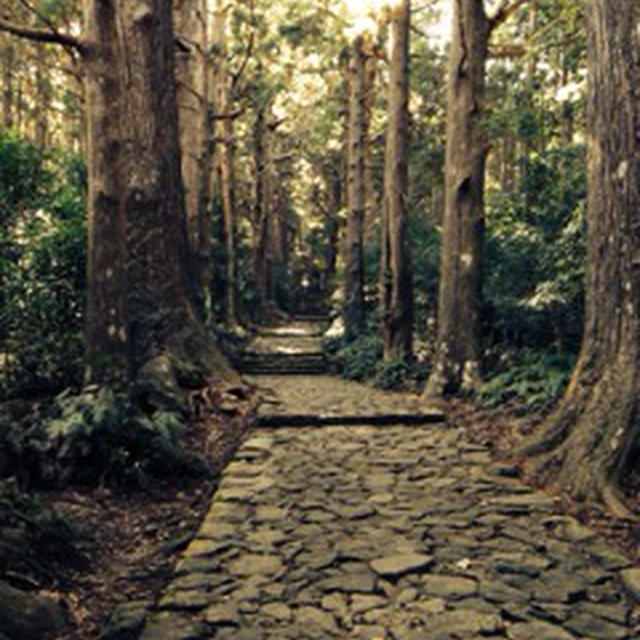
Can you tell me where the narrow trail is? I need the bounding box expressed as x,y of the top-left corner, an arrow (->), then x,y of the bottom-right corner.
139,321 -> 638,640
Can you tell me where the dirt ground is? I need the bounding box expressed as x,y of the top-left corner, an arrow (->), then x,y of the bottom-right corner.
39,393 -> 253,639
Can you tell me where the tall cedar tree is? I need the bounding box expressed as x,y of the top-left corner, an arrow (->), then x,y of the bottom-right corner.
213,0 -> 239,326
381,0 -> 413,362
518,0 -> 640,512
425,0 -> 528,396
343,34 -> 369,342
174,0 -> 214,322
0,0 -> 229,388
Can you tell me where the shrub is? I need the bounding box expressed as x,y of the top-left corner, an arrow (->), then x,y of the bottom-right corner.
373,357 -> 413,390
1,387 -> 208,491
478,348 -> 575,413
324,332 -> 383,381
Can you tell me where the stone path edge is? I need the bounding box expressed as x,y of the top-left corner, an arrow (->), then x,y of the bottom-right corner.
255,412 -> 446,428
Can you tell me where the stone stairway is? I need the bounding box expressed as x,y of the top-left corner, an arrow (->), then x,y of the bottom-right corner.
233,320 -> 329,376
234,352 -> 328,376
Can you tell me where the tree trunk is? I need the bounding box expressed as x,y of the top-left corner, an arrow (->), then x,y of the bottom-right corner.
381,0 -> 413,362
363,49 -> 377,243
212,0 -> 238,327
174,0 -> 212,320
517,0 -> 640,512
252,101 -> 270,318
34,45 -> 50,147
343,35 -> 368,342
83,0 -> 194,383
1,36 -> 13,129
424,0 -> 490,395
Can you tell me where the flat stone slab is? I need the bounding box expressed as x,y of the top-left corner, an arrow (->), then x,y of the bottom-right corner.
139,367 -> 638,640
370,553 -> 434,578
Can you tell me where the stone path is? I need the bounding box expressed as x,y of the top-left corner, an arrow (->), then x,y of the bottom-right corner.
137,323 -> 640,640
255,375 -> 445,426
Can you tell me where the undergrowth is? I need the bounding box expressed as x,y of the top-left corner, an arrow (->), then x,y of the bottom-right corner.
324,331 -> 428,390
478,348 -> 575,413
1,386 -> 209,493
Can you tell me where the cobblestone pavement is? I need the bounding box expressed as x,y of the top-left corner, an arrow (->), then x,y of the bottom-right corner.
135,324 -> 639,640
139,413 -> 639,638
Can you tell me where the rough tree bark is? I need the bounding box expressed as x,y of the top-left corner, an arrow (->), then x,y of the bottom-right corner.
252,99 -> 270,317
343,35 -> 368,342
517,0 -> 640,512
84,0 -> 197,385
381,0 -> 413,362
425,0 -> 527,396
1,36 -> 14,128
34,45 -> 50,146
363,46 -> 377,243
174,0 -> 213,321
212,0 -> 238,327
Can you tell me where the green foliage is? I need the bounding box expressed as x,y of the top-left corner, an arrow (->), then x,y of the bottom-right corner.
408,214 -> 440,333
373,357 -> 414,391
478,349 -> 575,413
0,476 -> 81,545
0,134 -> 86,399
485,145 -> 586,352
13,387 -> 208,490
324,331 -> 383,382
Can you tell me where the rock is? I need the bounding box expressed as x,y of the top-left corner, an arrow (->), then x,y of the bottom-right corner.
139,612 -> 206,640
578,602 -> 630,626
421,574 -> 478,599
253,506 -> 289,523
506,620 -> 575,640
261,602 -> 293,622
158,589 -> 211,611
168,572 -> 231,593
370,553 -> 434,579
228,553 -> 284,576
557,519 -> 597,543
203,602 -> 240,626
183,537 -> 233,557
527,602 -> 570,624
494,552 -> 552,577
413,597 -> 446,615
620,568 -> 640,602
132,355 -> 186,414
427,608 -> 504,636
296,605 -> 339,632
98,600 -> 150,640
479,579 -> 530,604
564,612 -> 629,639
350,595 -> 387,614
349,624 -> 388,640
396,587 -> 418,605
321,593 -> 349,619
586,542 -> 631,570
0,581 -> 66,640
246,527 -> 288,549
487,492 -> 557,514
316,572 -> 377,594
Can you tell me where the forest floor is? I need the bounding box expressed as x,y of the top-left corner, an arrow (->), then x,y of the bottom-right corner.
43,388 -> 253,640
37,321 -> 639,639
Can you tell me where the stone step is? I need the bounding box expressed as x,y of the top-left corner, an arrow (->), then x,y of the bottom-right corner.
290,314 -> 331,323
234,353 -> 328,375
254,410 -> 446,427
